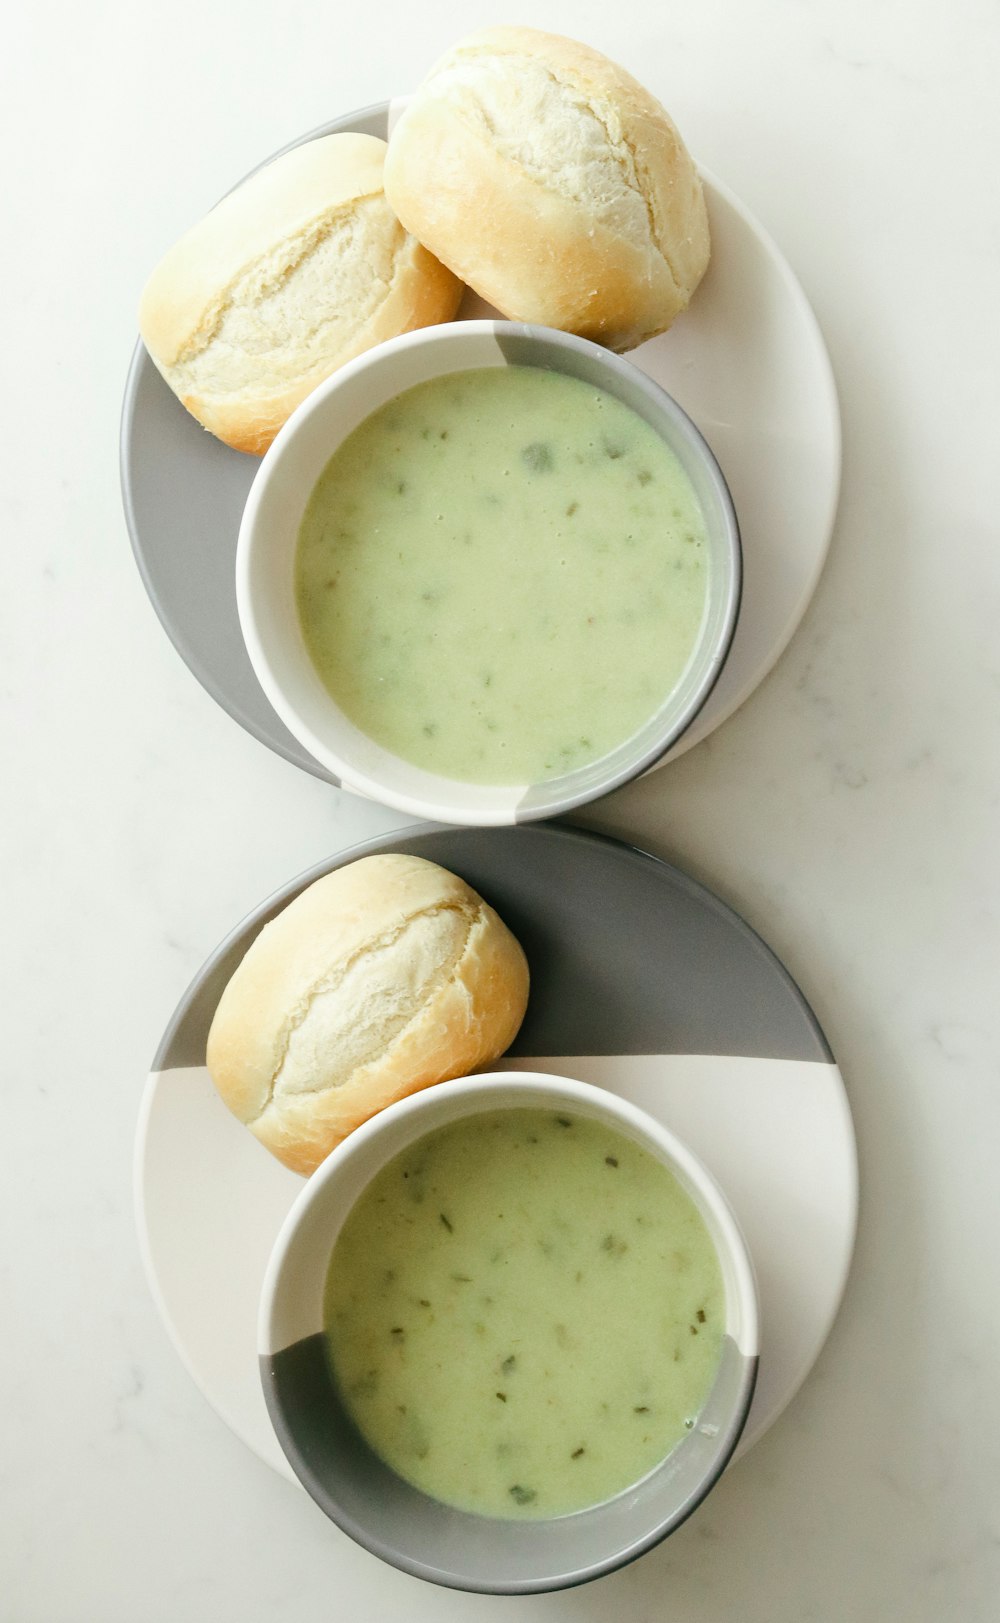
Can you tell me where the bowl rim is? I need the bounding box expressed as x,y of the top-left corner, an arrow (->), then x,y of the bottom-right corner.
258,1070 -> 759,1593
236,320 -> 742,827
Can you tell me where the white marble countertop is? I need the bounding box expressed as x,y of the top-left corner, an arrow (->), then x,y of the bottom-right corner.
3,1 -> 999,1617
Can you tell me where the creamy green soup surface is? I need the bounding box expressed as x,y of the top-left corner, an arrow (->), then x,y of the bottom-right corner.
295,366 -> 709,784
323,1108 -> 724,1519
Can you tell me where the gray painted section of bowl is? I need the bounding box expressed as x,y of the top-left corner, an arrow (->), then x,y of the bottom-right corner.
153,824 -> 832,1071
259,1329 -> 756,1593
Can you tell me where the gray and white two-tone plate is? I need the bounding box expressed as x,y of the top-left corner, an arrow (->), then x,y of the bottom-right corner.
135,824 -> 857,1482
120,102 -> 841,786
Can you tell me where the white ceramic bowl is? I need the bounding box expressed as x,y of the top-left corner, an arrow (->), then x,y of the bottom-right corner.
237,321 -> 741,826
258,1071 -> 759,1594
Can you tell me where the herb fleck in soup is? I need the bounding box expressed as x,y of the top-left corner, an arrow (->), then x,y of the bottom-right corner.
323,1108 -> 724,1518
295,367 -> 709,784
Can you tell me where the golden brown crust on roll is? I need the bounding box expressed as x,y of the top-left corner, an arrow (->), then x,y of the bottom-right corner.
139,133 -> 464,455
384,27 -> 710,351
205,854 -> 530,1176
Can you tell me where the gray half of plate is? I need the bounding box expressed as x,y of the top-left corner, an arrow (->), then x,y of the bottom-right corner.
156,823 -> 832,1072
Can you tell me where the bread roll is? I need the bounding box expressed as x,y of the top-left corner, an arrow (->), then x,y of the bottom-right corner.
206,854 -> 530,1175
139,133 -> 464,455
384,27 -> 710,352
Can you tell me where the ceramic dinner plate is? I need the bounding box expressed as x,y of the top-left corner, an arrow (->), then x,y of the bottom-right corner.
120,101 -> 841,785
135,824 -> 857,1483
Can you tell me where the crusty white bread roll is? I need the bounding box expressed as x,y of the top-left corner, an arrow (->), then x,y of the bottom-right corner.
384,27 -> 710,352
206,854 -> 530,1176
139,133 -> 464,455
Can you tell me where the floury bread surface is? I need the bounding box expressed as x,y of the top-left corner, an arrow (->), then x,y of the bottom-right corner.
205,855 -> 530,1175
139,133 -> 463,455
384,27 -> 710,351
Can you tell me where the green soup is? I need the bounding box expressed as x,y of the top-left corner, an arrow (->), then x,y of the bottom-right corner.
323,1108 -> 724,1519
295,366 -> 709,785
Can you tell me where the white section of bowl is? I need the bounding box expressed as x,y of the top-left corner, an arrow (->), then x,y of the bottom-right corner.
258,1070 -> 759,1359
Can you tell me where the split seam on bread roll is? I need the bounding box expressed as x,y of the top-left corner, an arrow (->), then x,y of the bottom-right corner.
249,899 -> 479,1121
